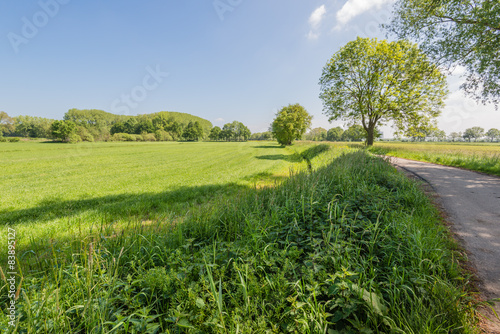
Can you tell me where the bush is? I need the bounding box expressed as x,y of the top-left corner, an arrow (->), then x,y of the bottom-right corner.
68,134 -> 82,143
155,130 -> 174,141
134,134 -> 144,142
8,137 -> 20,142
111,133 -> 136,142
142,133 -> 157,142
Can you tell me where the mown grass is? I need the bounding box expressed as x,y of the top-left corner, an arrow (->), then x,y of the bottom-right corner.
0,141 -> 330,257
367,142 -> 500,176
0,142 -> 478,333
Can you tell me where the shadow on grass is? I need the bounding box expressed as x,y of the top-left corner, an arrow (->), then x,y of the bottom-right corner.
252,145 -> 285,149
255,144 -> 332,164
1,183 -> 248,226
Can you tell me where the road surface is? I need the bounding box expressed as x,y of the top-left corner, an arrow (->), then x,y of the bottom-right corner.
387,157 -> 500,326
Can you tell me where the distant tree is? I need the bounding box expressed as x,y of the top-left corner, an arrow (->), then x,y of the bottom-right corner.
463,127 -> 485,142
182,121 -> 204,141
136,119 -> 155,134
123,118 -> 138,134
0,111 -> 15,136
306,127 -> 327,141
271,104 -> 312,146
238,122 -> 251,141
385,0 -> 500,106
209,126 -> 222,141
51,120 -> 77,142
152,114 -> 170,131
486,128 -> 500,142
449,132 -> 462,142
250,132 -> 273,141
326,127 -> 344,142
342,125 -> 365,142
110,122 -> 126,135
14,115 -> 54,138
319,37 -> 448,146
429,129 -> 447,141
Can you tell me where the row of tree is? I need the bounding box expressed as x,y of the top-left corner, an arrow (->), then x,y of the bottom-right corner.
0,110 -> 254,143
208,121 -> 251,141
305,126 -> 382,142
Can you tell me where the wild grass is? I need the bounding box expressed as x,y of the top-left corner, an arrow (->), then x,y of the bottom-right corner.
368,142 -> 500,176
0,142 -> 478,333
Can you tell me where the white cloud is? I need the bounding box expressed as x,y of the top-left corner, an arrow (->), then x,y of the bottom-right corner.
307,31 -> 319,40
307,5 -> 326,40
214,118 -> 224,123
335,0 -> 394,28
309,5 -> 326,29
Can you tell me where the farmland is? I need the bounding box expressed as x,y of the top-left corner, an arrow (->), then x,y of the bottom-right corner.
368,142 -> 500,176
0,141 -> 479,332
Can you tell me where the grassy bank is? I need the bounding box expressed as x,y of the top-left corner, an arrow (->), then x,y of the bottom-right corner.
368,142 -> 500,176
1,148 -> 477,333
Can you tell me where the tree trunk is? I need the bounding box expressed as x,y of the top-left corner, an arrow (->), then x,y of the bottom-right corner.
366,126 -> 375,146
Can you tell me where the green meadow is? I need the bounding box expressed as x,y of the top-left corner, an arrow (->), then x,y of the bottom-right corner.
0,141 -> 480,333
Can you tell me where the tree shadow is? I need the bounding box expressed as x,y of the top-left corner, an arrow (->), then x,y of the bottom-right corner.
1,183 -> 248,226
252,145 -> 285,149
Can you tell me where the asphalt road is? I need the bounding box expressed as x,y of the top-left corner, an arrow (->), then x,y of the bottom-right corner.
388,157 -> 500,319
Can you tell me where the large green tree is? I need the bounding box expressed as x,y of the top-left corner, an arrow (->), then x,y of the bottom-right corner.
326,127 -> 344,142
486,128 -> 500,142
319,38 -> 448,146
51,120 -> 77,142
385,0 -> 500,106
463,126 -> 485,142
271,104 -> 312,146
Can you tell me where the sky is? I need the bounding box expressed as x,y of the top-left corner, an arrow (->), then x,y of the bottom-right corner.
1,0 -> 499,137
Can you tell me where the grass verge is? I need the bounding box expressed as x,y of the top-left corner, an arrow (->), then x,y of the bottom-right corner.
367,142 -> 500,176
1,150 -> 478,333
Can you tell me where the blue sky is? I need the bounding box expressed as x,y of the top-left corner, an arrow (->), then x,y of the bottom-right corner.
1,0 -> 498,136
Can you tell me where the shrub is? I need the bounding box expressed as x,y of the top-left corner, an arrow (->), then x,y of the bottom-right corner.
112,133 -> 136,142
155,130 -> 173,141
142,133 -> 157,142
8,137 -> 20,142
134,134 -> 144,141
68,134 -> 82,143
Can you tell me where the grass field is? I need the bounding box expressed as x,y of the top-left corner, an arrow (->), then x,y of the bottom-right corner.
368,141 -> 500,176
0,141 -> 479,332
0,141 -> 328,252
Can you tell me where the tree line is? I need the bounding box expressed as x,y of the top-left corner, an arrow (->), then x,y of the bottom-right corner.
0,110 -> 253,143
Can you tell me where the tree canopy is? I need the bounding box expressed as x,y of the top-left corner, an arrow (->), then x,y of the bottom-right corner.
385,0 -> 500,106
271,104 -> 312,146
319,37 -> 448,146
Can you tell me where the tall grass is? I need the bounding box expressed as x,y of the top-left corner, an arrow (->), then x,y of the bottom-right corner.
368,142 -> 500,176
0,150 -> 478,333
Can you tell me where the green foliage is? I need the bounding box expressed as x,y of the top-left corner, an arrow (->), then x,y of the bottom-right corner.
68,133 -> 82,144
463,127 -> 485,142
14,115 -> 54,138
111,133 -> 136,141
50,120 -> 77,142
220,121 -> 251,141
486,128 -> 500,142
0,147 -> 478,332
327,127 -> 344,142
209,126 -> 222,141
250,131 -> 274,141
272,103 -> 313,146
154,130 -> 173,141
342,125 -> 366,142
319,37 -> 448,146
0,111 -> 15,136
182,121 -> 204,141
386,0 -> 500,106
305,127 -> 327,141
